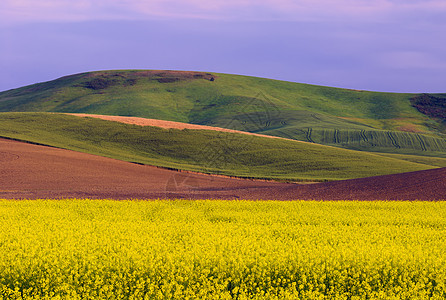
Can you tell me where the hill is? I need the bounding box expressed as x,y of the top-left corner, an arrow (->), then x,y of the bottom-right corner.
67,113 -> 446,168
0,70 -> 444,157
1,137 -> 444,200
0,112 -> 439,182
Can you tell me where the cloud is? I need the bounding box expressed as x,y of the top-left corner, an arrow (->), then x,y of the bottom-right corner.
376,51 -> 446,70
2,0 -> 446,25
0,0 -> 132,26
1,6 -> 446,93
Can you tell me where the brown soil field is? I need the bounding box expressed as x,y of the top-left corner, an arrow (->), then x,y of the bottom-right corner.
1,138 -> 445,200
83,70 -> 216,81
411,93 -> 446,120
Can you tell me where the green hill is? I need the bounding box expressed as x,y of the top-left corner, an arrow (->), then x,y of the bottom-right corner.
1,70 -> 444,157
1,112 -> 442,182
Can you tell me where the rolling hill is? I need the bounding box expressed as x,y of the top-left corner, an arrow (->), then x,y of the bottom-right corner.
1,70 -> 444,158
1,137 -> 445,200
0,112 -> 441,182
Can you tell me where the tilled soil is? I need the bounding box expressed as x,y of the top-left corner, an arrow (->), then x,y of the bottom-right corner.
0,138 -> 444,200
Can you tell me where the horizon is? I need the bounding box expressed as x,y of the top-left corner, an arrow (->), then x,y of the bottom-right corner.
0,68 -> 437,95
1,1 -> 446,93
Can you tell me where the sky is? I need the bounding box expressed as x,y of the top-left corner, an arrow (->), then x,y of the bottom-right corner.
1,0 -> 445,93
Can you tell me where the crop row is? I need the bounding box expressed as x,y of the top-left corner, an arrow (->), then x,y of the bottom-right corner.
297,128 -> 446,153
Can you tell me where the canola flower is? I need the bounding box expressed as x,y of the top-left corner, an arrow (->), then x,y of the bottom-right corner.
0,199 -> 445,299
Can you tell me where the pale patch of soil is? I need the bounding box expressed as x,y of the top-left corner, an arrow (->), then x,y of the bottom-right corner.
396,124 -> 423,133
65,113 -> 304,143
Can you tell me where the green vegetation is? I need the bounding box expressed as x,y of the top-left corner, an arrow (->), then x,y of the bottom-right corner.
374,152 -> 446,168
1,199 -> 446,299
0,112 -> 438,181
1,70 -> 444,157
260,125 -> 446,157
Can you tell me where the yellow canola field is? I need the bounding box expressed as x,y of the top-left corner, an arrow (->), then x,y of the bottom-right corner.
0,200 -> 445,300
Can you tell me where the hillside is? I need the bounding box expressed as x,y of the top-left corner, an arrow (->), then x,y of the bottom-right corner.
1,137 -> 445,200
68,113 -> 446,168
0,70 -> 444,157
0,112 -> 439,182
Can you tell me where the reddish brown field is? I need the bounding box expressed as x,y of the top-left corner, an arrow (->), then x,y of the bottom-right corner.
1,138 -> 445,200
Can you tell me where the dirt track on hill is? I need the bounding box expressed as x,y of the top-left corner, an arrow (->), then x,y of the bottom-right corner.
0,138 -> 445,200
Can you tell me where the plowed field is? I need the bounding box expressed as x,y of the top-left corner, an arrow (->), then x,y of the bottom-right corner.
1,138 -> 444,200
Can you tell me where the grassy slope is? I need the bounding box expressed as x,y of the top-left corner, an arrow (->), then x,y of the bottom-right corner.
0,70 -> 444,157
0,112 -> 439,182
373,152 -> 446,168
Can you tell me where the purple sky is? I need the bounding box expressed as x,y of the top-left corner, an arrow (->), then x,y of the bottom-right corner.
1,0 -> 445,93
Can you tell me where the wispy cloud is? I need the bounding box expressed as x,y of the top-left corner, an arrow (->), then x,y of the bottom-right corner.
376,51 -> 446,70
1,1 -> 446,93
2,0 -> 446,25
